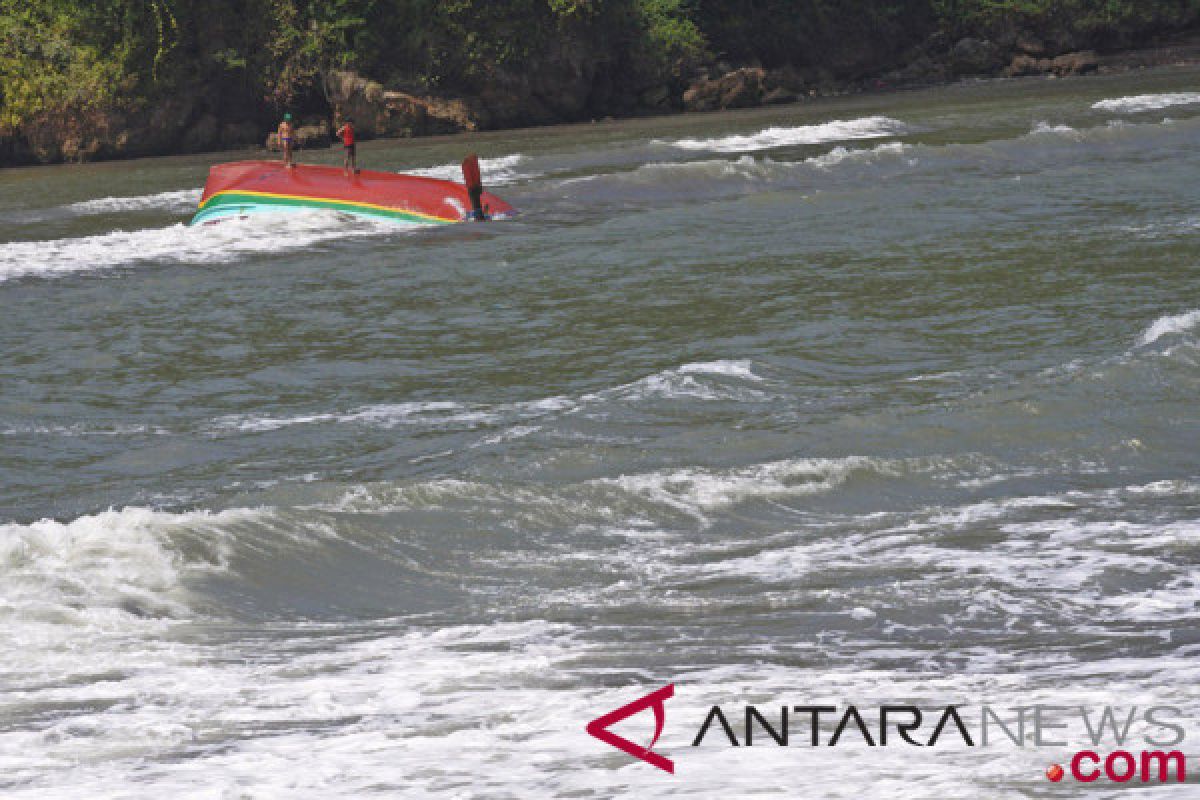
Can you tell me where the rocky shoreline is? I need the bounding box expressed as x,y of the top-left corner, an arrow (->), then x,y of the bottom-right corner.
6,31 -> 1200,168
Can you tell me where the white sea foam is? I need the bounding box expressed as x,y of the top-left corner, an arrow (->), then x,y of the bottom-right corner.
1093,92 -> 1200,113
2,475 -> 1198,796
806,141 -> 913,169
213,361 -> 764,435
564,142 -> 914,195
405,153 -> 536,185
64,188 -> 202,215
664,116 -> 909,153
0,507 -> 257,631
604,456 -> 883,515
0,421 -> 169,437
0,210 -> 404,282
1028,121 -> 1080,137
2,626 -> 1193,798
676,359 -> 762,381
1138,308 -> 1200,346
212,401 -> 471,433
211,397 -> 575,435
586,360 -> 771,404
602,154 -> 775,184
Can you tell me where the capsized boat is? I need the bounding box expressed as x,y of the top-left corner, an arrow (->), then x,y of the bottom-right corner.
190,159 -> 514,226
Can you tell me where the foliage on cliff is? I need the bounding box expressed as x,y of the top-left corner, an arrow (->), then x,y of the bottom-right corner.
2,0 -> 1200,160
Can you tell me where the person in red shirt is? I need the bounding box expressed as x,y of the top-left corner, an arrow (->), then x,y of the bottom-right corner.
335,118 -> 357,175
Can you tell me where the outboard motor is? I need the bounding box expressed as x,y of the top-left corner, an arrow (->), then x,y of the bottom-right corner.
462,154 -> 488,221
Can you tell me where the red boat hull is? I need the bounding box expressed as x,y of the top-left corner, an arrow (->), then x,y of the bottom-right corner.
191,160 -> 515,226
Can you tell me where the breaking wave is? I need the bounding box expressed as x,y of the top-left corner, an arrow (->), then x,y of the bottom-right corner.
806,141 -> 913,169
1093,92 -> 1200,113
661,116 -> 910,153
65,188 -> 202,215
601,456 -> 888,514
0,210 -> 406,283
1138,308 -> 1200,346
210,360 -> 768,435
1028,121 -> 1081,138
0,507 -> 259,629
405,153 -> 538,185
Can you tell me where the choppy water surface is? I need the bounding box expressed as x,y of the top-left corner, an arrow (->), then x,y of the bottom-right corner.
2,68 -> 1200,797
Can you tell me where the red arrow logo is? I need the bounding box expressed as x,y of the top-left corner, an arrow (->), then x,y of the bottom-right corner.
586,684 -> 675,774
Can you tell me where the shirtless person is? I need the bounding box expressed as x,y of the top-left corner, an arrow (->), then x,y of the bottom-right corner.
278,113 -> 295,168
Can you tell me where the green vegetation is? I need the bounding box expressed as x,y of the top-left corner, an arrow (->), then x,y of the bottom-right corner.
934,0 -> 1200,42
2,1 -> 1199,160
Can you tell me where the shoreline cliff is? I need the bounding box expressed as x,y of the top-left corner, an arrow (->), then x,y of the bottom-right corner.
4,1 -> 1200,167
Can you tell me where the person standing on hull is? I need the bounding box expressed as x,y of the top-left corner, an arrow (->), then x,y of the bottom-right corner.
335,118 -> 357,175
278,113 -> 296,169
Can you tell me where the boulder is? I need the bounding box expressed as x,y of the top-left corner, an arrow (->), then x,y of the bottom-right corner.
1005,50 -> 1099,78
682,81 -> 719,112
1006,54 -> 1048,77
265,123 -> 329,151
950,37 -> 1004,75
327,71 -> 387,137
380,90 -> 476,135
719,67 -> 766,108
1015,32 -> 1047,56
1051,51 -> 1099,76
683,67 -> 766,112
328,69 -> 478,138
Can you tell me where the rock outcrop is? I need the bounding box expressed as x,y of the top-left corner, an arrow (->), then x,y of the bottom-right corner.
2,20 -> 1197,168
265,123 -> 330,151
326,70 -> 477,138
681,66 -> 813,112
683,67 -> 765,112
950,37 -> 1006,75
1,94 -> 263,165
1005,50 -> 1100,77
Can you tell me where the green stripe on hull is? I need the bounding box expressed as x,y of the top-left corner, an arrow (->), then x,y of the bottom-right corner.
190,192 -> 458,226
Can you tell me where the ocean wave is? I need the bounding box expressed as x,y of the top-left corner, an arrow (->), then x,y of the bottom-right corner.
0,210 -> 406,283
601,456 -> 887,514
676,359 -> 761,381
1092,92 -> 1200,113
596,154 -> 779,185
211,361 -> 767,435
0,421 -> 170,437
1138,308 -> 1200,346
405,154 -> 537,185
0,507 -> 259,628
806,141 -> 913,169
558,143 -> 916,202
662,481 -> 1200,611
566,117 -> 1177,203
305,453 -> 872,521
64,188 -> 202,215
591,360 -> 770,404
211,397 -> 573,435
1028,121 -> 1082,138
0,189 -> 201,227
661,116 -> 910,153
